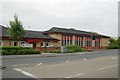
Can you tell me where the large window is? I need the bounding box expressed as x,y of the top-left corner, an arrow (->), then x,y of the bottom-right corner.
85,37 -> 91,46
95,38 -> 100,46
75,36 -> 83,46
86,41 -> 91,46
62,35 -> 72,46
0,41 -> 3,46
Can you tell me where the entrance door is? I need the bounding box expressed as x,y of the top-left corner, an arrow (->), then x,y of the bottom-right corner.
33,43 -> 36,49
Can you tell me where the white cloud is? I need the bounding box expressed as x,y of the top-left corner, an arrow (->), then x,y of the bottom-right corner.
1,0 -> 118,37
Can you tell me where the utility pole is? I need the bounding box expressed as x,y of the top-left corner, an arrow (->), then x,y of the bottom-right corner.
29,26 -> 31,30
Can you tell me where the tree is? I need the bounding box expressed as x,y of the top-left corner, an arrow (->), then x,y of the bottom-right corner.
108,37 -> 120,49
8,14 -> 25,41
109,38 -> 116,43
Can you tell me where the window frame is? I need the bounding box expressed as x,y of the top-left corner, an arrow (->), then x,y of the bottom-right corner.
62,35 -> 72,46
86,41 -> 91,46
75,36 -> 83,46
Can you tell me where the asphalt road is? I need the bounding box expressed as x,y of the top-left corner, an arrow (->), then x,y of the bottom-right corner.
17,56 -> 118,78
1,49 -> 119,79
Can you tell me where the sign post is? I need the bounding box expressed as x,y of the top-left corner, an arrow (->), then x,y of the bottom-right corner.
61,46 -> 67,53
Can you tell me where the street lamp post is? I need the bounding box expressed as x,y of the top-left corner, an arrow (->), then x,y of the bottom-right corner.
91,34 -> 93,51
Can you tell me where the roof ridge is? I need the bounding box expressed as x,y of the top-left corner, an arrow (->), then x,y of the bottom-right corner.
51,26 -> 90,32
25,30 -> 43,32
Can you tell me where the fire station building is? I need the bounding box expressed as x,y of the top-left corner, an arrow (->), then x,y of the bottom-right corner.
0,25 -> 110,52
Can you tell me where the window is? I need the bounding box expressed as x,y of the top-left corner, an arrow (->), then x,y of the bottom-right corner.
13,41 -> 18,46
41,42 -> 44,47
85,37 -> 91,46
79,41 -> 83,46
75,36 -> 83,46
95,38 -> 100,46
86,41 -> 91,46
95,42 -> 99,46
62,35 -> 72,46
20,41 -> 25,46
0,41 -> 3,46
46,42 -> 49,47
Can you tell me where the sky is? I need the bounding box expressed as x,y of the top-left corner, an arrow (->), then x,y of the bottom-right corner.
0,0 -> 119,37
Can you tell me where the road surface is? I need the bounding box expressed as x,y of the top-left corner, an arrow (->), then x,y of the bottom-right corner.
1,49 -> 119,79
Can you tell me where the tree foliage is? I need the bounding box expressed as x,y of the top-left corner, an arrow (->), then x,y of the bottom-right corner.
108,37 -> 120,49
8,14 -> 25,40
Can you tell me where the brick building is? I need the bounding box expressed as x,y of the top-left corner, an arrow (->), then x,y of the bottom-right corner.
0,25 -> 110,52
45,27 -> 110,50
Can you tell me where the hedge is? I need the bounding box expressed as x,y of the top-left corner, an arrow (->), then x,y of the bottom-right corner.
1,46 -> 41,55
45,45 -> 85,53
46,50 -> 61,53
66,45 -> 85,52
107,45 -> 120,49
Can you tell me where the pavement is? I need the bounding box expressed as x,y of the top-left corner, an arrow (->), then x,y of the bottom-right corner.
2,49 -> 118,60
2,51 -> 98,60
1,49 -> 119,79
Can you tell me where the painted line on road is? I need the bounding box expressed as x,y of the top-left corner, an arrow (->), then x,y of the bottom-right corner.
65,73 -> 85,78
13,68 -> 38,78
36,63 -> 43,66
66,60 -> 69,63
112,57 -> 118,60
12,64 -> 29,67
83,58 -> 87,61
99,64 -> 118,70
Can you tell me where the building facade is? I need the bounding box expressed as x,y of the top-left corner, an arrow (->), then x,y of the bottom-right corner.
0,25 -> 110,52
45,27 -> 110,50
0,25 -> 60,52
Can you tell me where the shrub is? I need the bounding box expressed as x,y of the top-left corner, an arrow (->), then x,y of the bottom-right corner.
45,45 -> 85,53
15,50 -> 24,55
107,45 -> 119,49
27,49 -> 35,54
35,50 -> 41,54
54,50 -> 61,53
45,50 -> 61,53
1,46 -> 41,55
67,50 -> 74,53
9,49 -> 17,55
107,37 -> 120,49
48,51 -> 55,53
66,45 -> 84,52
2,50 -> 9,55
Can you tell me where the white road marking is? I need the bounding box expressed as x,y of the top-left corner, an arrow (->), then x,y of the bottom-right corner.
66,73 -> 85,78
13,68 -> 38,78
36,63 -> 42,66
12,64 -> 29,67
75,73 -> 86,77
83,58 -> 87,61
112,57 -> 118,60
99,64 -> 118,70
66,60 -> 69,63
78,53 -> 86,54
